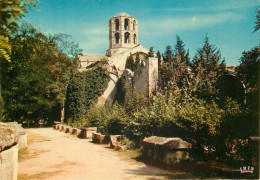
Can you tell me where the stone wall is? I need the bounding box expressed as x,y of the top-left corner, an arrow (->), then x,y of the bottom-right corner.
147,57 -> 158,97
97,74 -> 118,105
0,145 -> 18,180
131,57 -> 158,97
0,122 -> 26,180
132,66 -> 147,95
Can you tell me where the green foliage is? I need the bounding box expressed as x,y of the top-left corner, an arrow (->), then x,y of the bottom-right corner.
125,53 -> 135,71
157,51 -> 162,70
0,35 -> 11,62
125,52 -> 145,72
236,46 -> 259,112
0,0 -> 38,62
191,35 -> 226,100
148,47 -> 154,57
1,24 -> 80,124
254,8 -> 260,32
174,35 -> 190,65
163,45 -> 173,63
159,37 -> 190,90
64,65 -> 110,124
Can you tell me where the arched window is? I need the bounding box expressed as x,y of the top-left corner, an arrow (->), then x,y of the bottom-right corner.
115,33 -> 120,44
133,20 -> 136,30
115,19 -> 120,30
124,32 -> 130,44
124,18 -> 129,30
134,34 -> 137,44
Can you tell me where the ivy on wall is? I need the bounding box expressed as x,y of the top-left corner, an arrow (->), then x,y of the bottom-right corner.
64,64 -> 110,124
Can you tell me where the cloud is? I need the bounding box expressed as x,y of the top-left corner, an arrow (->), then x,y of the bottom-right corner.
141,12 -> 244,35
147,0 -> 258,12
82,26 -> 108,35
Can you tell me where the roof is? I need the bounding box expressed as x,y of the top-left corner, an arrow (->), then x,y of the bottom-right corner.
77,53 -> 107,70
115,12 -> 131,17
78,53 -> 107,62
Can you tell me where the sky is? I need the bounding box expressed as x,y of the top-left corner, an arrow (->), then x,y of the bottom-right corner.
23,0 -> 260,66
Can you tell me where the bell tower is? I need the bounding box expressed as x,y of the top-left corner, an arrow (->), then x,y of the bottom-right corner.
107,13 -> 138,56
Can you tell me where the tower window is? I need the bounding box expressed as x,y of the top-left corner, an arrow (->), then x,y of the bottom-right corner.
124,18 -> 129,30
115,19 -> 120,30
115,33 -> 120,44
134,34 -> 137,44
124,32 -> 130,44
133,20 -> 136,30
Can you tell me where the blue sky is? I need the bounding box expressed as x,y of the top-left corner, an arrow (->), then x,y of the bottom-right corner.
24,0 -> 259,66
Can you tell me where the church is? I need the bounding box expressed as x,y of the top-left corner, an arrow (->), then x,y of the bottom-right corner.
77,13 -> 159,104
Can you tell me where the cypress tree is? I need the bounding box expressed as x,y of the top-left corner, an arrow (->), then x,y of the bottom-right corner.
192,35 -> 226,100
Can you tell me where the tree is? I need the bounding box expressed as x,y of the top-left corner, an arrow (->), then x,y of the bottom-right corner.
64,65 -> 110,124
254,8 -> 260,32
159,37 -> 191,90
134,52 -> 141,70
1,24 -> 81,124
148,47 -> 154,57
157,51 -> 162,70
236,46 -> 259,111
192,35 -> 226,100
163,45 -> 173,63
0,0 -> 38,121
125,53 -> 135,71
0,0 -> 38,61
174,35 -> 190,66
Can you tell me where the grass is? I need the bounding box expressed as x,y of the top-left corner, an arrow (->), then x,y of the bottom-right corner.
115,147 -> 259,179
18,170 -> 64,180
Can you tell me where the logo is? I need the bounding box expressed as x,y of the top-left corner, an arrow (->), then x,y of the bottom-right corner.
240,166 -> 254,174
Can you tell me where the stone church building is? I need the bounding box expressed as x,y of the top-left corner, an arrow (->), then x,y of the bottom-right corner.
77,13 -> 158,104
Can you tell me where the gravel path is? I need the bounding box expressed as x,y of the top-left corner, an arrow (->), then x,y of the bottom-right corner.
18,128 -> 173,180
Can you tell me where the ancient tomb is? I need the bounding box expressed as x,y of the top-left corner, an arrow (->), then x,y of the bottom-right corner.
142,136 -> 191,164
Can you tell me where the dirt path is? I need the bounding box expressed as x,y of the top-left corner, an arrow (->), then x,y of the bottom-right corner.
18,128 -> 173,180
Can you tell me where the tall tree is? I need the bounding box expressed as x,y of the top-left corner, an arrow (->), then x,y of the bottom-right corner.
236,46 -> 259,111
148,47 -> 154,57
174,35 -> 190,66
254,8 -> 260,32
163,45 -> 174,63
0,0 -> 38,121
125,53 -> 135,71
157,51 -> 162,70
192,35 -> 226,100
134,52 -> 141,70
2,24 -> 81,124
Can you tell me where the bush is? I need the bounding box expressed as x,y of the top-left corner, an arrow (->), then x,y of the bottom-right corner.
64,64 -> 110,124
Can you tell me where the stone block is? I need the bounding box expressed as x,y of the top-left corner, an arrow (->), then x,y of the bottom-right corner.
110,135 -> 124,148
142,136 -> 191,164
18,134 -> 27,149
56,124 -> 61,130
72,128 -> 81,135
92,133 -> 110,144
0,145 -> 18,180
68,127 -> 73,134
65,126 -> 71,133
0,123 -> 18,152
60,125 -> 65,131
79,127 -> 97,138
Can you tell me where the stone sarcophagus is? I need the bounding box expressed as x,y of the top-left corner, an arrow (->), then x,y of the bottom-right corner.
79,127 -> 97,139
142,136 -> 191,164
92,133 -> 110,144
72,128 -> 81,135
